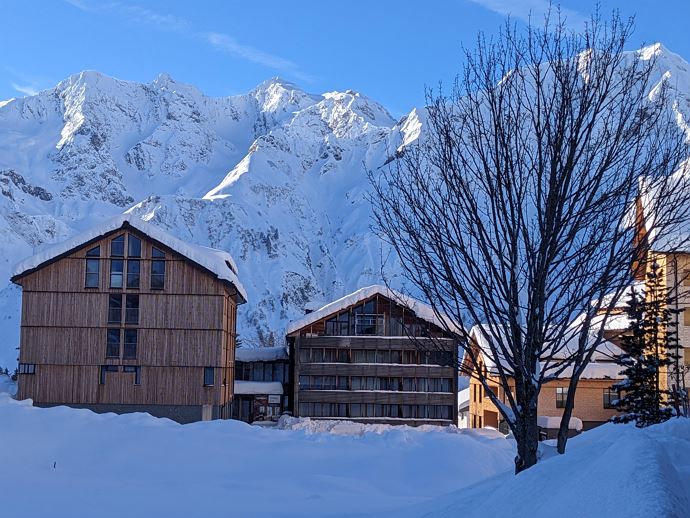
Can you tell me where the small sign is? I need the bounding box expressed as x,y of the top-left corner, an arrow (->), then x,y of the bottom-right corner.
268,395 -> 281,405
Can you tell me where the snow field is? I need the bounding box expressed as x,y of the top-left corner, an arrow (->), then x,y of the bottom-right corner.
0,377 -> 514,517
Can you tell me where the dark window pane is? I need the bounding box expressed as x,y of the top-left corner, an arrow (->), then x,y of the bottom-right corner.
299,349 -> 310,363
86,246 -> 100,257
85,258 -> 100,288
128,235 -> 141,257
337,349 -> 349,363
106,329 -> 120,357
125,294 -> 139,324
110,259 -> 124,288
111,235 -> 125,257
152,247 -> 165,259
126,259 -> 140,289
108,294 -> 122,324
123,329 -> 137,359
204,367 -> 215,386
151,260 -> 165,290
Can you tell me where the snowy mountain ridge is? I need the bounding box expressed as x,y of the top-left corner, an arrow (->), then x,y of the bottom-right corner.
0,68 -> 405,365
0,43 -> 689,367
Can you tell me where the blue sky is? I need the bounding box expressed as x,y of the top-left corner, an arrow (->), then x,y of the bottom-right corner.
2,0 -> 690,115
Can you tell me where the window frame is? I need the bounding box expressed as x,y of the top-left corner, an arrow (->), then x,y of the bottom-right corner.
603,388 -> 617,409
123,329 -> 137,359
203,367 -> 215,387
18,363 -> 36,375
84,246 -> 101,288
106,328 -> 121,358
556,387 -> 569,409
151,247 -> 166,290
110,259 -> 124,289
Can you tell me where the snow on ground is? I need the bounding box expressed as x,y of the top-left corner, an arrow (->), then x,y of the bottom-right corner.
2,376 -> 688,517
401,419 -> 690,518
0,383 -> 514,517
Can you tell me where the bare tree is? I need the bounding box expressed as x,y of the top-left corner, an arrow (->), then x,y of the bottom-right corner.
370,9 -> 690,472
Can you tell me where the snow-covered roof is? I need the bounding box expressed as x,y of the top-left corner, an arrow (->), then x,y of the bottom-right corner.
458,388 -> 470,411
234,380 -> 284,395
286,284 -> 461,335
235,346 -> 289,362
11,214 -> 247,303
466,324 -> 625,380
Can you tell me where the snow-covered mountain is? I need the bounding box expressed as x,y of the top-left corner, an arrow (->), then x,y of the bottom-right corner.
0,43 -> 688,368
0,68 -> 426,366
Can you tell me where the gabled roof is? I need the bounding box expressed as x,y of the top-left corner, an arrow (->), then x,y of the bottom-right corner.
464,324 -> 625,380
286,284 -> 461,335
11,214 -> 247,303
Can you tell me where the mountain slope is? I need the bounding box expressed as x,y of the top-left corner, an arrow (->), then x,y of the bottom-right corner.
0,43 -> 689,366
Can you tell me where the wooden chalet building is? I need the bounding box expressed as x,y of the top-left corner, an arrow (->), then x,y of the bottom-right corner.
11,215 -> 247,423
286,285 -> 459,426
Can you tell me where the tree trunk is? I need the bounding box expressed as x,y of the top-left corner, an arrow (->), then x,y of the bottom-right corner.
514,389 -> 540,473
556,378 -> 578,454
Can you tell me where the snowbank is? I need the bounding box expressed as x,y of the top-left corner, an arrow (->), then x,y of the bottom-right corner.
399,419 -> 690,518
0,394 -> 515,517
277,415 -> 502,438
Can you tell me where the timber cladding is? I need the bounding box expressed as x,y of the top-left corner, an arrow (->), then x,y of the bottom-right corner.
13,223 -> 241,421
292,335 -> 459,426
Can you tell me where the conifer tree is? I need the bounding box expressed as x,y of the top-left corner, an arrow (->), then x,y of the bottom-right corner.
613,262 -> 677,427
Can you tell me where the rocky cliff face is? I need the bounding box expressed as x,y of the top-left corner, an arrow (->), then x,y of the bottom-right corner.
0,43 -> 688,366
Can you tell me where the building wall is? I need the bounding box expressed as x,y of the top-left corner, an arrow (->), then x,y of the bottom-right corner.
468,372 -> 619,431
292,336 -> 458,426
14,225 -> 239,421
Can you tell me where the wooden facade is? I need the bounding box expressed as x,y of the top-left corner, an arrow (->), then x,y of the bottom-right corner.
287,289 -> 459,426
12,220 -> 244,423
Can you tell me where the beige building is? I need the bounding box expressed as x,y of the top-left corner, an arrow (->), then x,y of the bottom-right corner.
463,325 -> 625,435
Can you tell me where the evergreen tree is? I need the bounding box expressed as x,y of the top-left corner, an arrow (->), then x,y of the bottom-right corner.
612,262 -> 677,427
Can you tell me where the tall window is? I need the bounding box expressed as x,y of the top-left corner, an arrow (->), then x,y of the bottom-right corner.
123,329 -> 137,359
108,294 -> 122,324
203,367 -> 215,386
110,259 -> 124,288
106,329 -> 121,358
85,246 -> 100,288
151,247 -> 165,289
556,387 -> 569,409
125,295 -> 139,325
111,235 -> 125,257
126,259 -> 140,288
603,388 -> 617,409
128,235 -> 141,257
